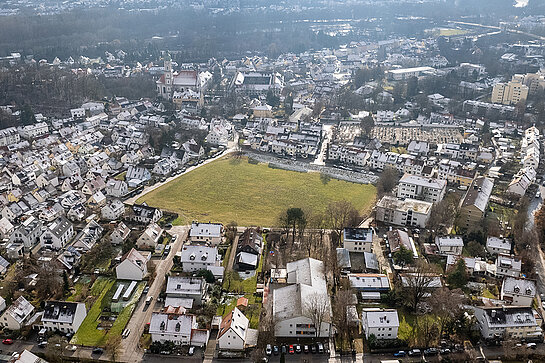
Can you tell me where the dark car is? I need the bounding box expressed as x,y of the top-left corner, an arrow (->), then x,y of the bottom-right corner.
273,346 -> 279,356
311,345 -> 317,354
92,347 -> 104,355
295,344 -> 302,354
281,346 -> 287,355
393,351 -> 406,357
424,348 -> 439,356
440,348 -> 451,355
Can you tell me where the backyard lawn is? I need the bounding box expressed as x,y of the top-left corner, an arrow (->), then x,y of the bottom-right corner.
71,278 -> 145,347
138,156 -> 376,226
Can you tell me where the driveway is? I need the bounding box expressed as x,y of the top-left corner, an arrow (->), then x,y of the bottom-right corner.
118,225 -> 188,363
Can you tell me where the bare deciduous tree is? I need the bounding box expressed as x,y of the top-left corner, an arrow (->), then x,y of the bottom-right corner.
304,292 -> 330,338
326,200 -> 360,245
401,260 -> 438,311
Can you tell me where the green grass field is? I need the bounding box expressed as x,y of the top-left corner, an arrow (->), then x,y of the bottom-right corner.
138,156 -> 376,226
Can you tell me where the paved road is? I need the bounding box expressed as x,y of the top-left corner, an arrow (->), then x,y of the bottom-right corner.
313,125 -> 333,166
119,225 -> 188,363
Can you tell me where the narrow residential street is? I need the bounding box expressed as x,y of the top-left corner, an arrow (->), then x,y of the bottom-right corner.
313,124 -> 333,166
119,226 -> 188,363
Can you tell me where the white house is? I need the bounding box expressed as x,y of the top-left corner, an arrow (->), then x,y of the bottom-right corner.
273,258 -> 331,337
110,222 -> 131,245
165,276 -> 207,307
496,254 -> 522,278
9,216 -> 42,250
101,199 -> 125,221
361,308 -> 399,340
41,301 -> 87,334
105,179 -> 128,198
501,277 -> 536,307
0,296 -> 34,330
474,306 -> 542,341
40,216 -> 74,251
435,236 -> 464,256
189,222 -> 223,245
150,308 -> 209,347
218,307 -> 257,351
343,228 -> 373,253
486,237 -> 512,255
116,248 -> 149,281
136,223 -> 164,249
179,245 -> 222,276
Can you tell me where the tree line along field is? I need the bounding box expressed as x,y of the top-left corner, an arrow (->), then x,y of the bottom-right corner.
137,156 -> 377,226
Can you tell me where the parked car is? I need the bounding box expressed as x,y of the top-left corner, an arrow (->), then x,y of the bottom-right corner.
393,351 -> 406,357
295,344 -> 301,353
440,348 -> 451,355
317,343 -> 324,354
2,340 -> 13,345
303,345 -> 309,353
122,329 -> 131,339
38,342 -> 47,349
289,345 -> 294,354
66,345 -> 77,352
265,344 -> 272,356
311,345 -> 317,354
424,348 -> 439,356
188,346 -> 195,355
408,349 -> 421,357
92,347 -> 103,355
527,343 -> 537,349
281,346 -> 287,355
273,346 -> 279,355
143,286 -> 149,295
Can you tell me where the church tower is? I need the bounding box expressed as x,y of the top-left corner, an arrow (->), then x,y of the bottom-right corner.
164,53 -> 173,98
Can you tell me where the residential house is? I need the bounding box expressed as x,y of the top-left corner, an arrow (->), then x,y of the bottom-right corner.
458,177 -> 493,229
9,216 -> 42,250
487,237 -> 512,255
165,276 -> 207,307
361,308 -> 399,340
136,223 -> 164,249
130,203 -> 163,225
387,229 -> 417,258
41,301 -> 87,334
474,306 -> 542,341
116,248 -> 149,281
179,245 -> 223,278
496,254 -> 522,278
126,166 -> 151,187
235,228 -> 263,271
501,277 -> 536,307
0,296 -> 34,330
0,217 -> 14,239
349,274 -> 391,301
110,222 -> 131,245
435,236 -> 464,256
105,179 -> 128,198
189,222 -> 223,246
343,228 -> 373,253
218,307 -> 257,351
101,199 -> 125,221
40,216 -> 74,250
150,308 -> 209,347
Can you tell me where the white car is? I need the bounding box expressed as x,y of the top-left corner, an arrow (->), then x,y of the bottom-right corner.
66,345 -> 77,352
